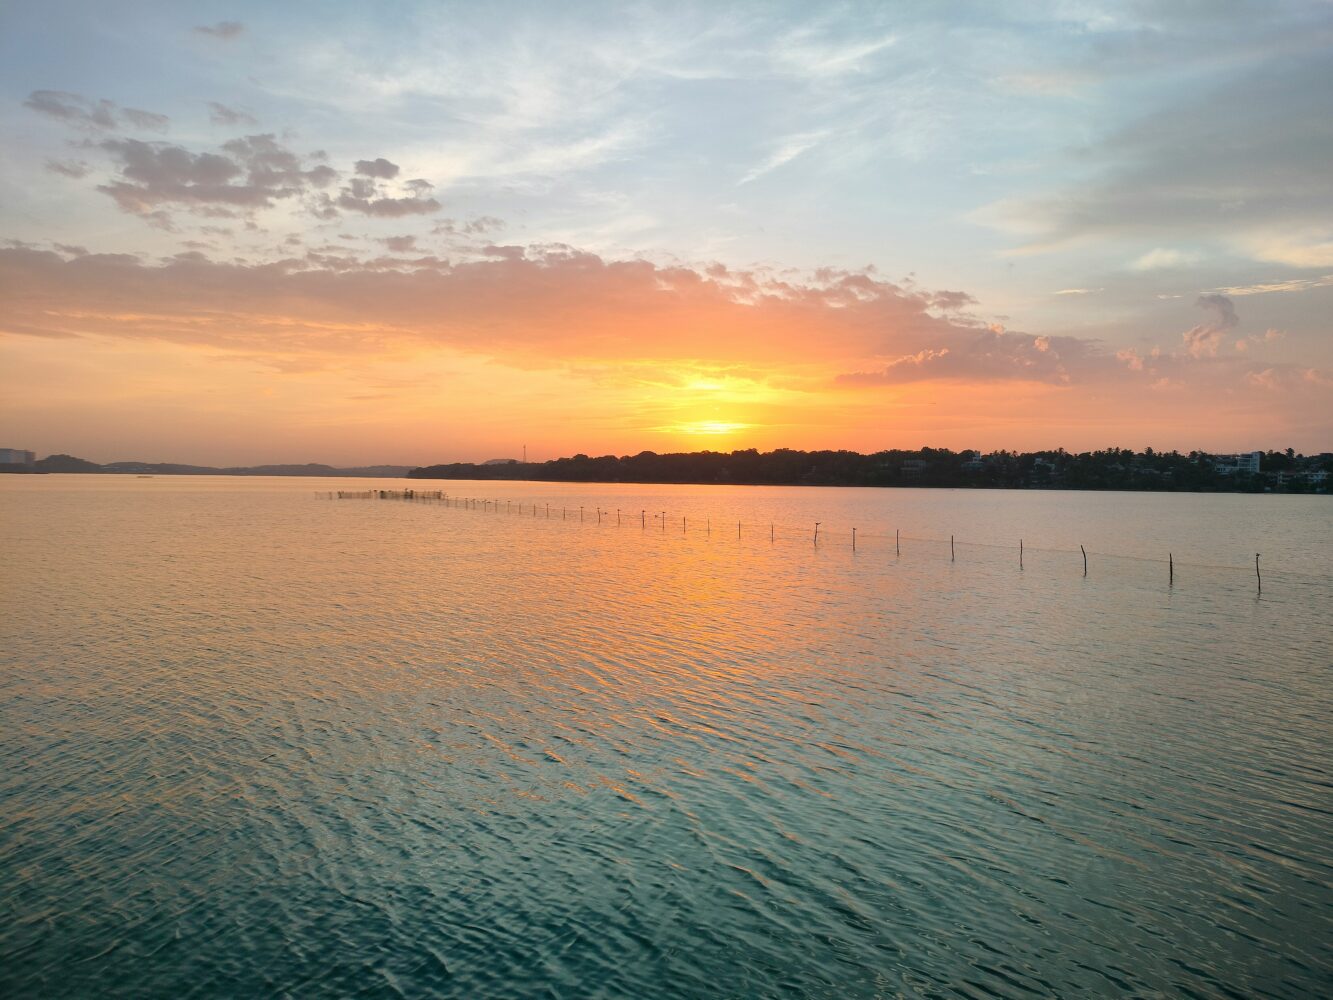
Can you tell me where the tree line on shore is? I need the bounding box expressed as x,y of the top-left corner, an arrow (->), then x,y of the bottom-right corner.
410,447 -> 1331,492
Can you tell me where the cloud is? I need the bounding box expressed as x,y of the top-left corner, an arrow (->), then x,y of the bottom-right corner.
334,172 -> 439,217
1241,230 -> 1333,268
974,53 -> 1333,261
208,102 -> 258,127
355,158 -> 400,179
1236,327 -> 1286,352
738,131 -> 827,185
774,30 -> 897,79
1214,274 -> 1333,296
195,21 -> 244,40
24,90 -> 168,132
1247,366 -> 1333,391
0,244 -> 1131,395
45,159 -> 91,178
1,241 -> 1305,419
1053,288 -> 1102,296
0,245 -> 980,365
835,330 -> 1111,386
93,134 -> 338,218
434,216 -> 505,236
1116,348 -> 1145,371
1182,294 -> 1238,358
929,290 -> 976,312
1132,248 -> 1199,271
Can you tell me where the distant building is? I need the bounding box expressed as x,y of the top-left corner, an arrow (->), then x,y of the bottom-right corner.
1213,451 -> 1261,475
0,448 -> 35,466
482,458 -> 519,465
960,450 -> 985,473
900,459 -> 928,478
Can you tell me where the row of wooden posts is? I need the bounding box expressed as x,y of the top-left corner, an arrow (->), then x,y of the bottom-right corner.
325,489 -> 1264,591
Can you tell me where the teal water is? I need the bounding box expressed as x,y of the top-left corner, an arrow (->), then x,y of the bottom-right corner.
2,476 -> 1330,997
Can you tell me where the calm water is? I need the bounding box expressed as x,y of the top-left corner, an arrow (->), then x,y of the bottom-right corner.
2,475 -> 1330,998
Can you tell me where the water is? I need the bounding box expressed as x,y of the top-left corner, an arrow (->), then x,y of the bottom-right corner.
2,475 -> 1330,998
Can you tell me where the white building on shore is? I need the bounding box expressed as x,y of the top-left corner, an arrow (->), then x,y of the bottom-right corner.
1213,451 -> 1262,475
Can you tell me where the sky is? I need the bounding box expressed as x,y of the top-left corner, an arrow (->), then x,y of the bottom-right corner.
1,1 -> 1330,465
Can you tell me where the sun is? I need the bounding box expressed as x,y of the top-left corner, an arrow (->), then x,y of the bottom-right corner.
675,420 -> 750,436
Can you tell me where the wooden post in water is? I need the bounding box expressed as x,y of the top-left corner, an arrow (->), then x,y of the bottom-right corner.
597,508 -> 602,525
580,506 -> 584,523
1020,538 -> 1024,570
814,522 -> 820,546
951,534 -> 955,562
1081,544 -> 1087,576
1256,553 -> 1261,593
682,515 -> 686,535
896,529 -> 900,556
770,523 -> 774,543
738,521 -> 741,540
641,509 -> 645,529
852,527 -> 857,551
1169,552 -> 1174,586
617,509 -> 621,527
661,511 -> 666,533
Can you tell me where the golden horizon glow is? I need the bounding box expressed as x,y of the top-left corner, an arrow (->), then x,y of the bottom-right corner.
669,421 -> 752,437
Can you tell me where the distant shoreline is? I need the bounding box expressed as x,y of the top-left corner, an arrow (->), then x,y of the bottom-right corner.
12,446 -> 1329,494
409,447 -> 1330,495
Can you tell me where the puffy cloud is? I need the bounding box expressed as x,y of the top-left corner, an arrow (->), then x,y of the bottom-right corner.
1117,348 -> 1145,371
24,90 -> 168,132
434,216 -> 504,236
195,21 -> 244,40
94,134 -> 337,216
335,170 -> 439,217
929,290 -> 976,312
1247,366 -> 1332,391
1182,294 -> 1238,358
355,158 -> 400,179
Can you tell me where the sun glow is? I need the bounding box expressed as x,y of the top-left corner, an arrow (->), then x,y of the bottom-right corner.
675,420 -> 750,436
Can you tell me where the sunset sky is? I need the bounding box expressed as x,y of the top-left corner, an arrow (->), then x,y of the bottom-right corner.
2,1 -> 1330,465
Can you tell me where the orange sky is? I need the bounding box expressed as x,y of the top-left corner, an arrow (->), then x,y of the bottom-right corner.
2,246 -> 1327,464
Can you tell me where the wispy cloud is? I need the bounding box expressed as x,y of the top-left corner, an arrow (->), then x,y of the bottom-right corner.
738,131 -> 828,185
1214,274 -> 1333,296
195,21 -> 244,41
773,31 -> 897,78
1132,248 -> 1199,271
207,102 -> 257,127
